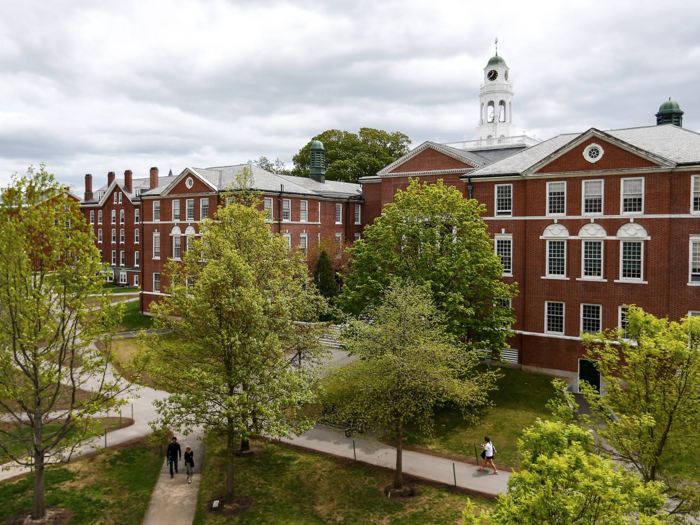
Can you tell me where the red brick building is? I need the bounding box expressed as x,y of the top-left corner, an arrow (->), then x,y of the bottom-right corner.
361,122 -> 700,391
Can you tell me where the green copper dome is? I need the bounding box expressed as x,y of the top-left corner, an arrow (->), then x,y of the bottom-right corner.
487,55 -> 507,68
310,140 -> 325,150
656,98 -> 683,127
309,139 -> 326,183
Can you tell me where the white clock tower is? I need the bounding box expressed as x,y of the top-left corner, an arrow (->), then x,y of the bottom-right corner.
476,41 -> 517,141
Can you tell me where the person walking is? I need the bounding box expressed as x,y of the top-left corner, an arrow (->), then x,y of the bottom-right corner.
167,436 -> 182,478
184,446 -> 195,484
478,436 -> 498,475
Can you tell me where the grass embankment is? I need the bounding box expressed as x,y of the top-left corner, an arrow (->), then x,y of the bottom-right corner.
0,435 -> 163,525
194,437 -> 493,525
391,366 -> 558,470
116,300 -> 153,332
0,417 -> 134,464
102,283 -> 140,295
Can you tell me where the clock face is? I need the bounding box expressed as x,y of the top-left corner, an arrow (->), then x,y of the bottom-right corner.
505,70 -> 509,81
487,69 -> 498,81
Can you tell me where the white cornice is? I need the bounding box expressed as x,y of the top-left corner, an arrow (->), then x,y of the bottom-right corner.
159,168 -> 218,196
376,141 -> 483,176
379,168 -> 474,179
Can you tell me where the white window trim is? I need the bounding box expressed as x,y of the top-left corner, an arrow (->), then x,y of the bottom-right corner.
153,273 -> 161,293
354,203 -> 361,225
617,240 -> 645,283
111,229 -> 116,244
90,211 -> 95,224
120,229 -> 125,244
186,199 -> 195,221
113,193 -> 117,204
111,210 -> 116,224
688,237 -> 700,286
335,203 -> 343,225
135,251 -> 140,268
580,303 -> 602,335
494,234 -> 513,277
580,239 -> 604,280
618,306 -> 631,340
153,232 -> 161,260
546,181 -> 567,217
134,209 -> 139,224
545,239 -> 567,279
98,211 -> 102,225
98,229 -> 103,243
120,209 -> 125,224
545,301 -> 565,335
200,198 -> 209,220
111,250 -> 117,266
692,175 -> 700,215
120,250 -> 125,267
264,197 -> 274,222
318,202 -> 321,223
154,200 -> 161,222
283,233 -> 292,251
135,228 -> 140,244
118,192 -> 123,205
495,184 -> 513,217
134,275 -> 139,286
282,199 -> 291,222
300,233 -> 308,255
300,200 -> 308,222
620,177 -> 645,215
172,200 -> 180,221
582,179 -> 604,216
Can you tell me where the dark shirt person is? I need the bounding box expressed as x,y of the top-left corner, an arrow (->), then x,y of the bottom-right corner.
167,437 -> 182,478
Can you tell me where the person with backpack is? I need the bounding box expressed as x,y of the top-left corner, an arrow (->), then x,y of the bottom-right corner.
478,436 -> 498,474
184,446 -> 195,484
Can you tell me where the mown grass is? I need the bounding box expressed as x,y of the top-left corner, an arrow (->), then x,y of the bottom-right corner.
117,300 -> 153,332
193,436 -> 494,525
394,365 -> 559,470
0,435 -> 162,525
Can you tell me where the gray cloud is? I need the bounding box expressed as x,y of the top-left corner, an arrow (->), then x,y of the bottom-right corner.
0,0 -> 698,192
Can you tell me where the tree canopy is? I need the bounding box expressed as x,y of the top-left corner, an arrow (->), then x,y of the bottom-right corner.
292,128 -> 411,183
142,175 -> 328,501
339,178 -> 517,353
324,280 -> 499,490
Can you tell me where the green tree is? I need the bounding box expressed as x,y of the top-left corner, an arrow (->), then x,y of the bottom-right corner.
142,179 -> 328,502
291,128 -> 411,183
324,280 -> 499,490
571,307 -> 700,518
313,250 -> 337,300
250,156 -> 289,174
468,420 -> 674,525
339,178 -> 517,353
0,166 -> 127,520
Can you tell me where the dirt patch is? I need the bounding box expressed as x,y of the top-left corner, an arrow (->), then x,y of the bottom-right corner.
2,507 -> 73,525
233,446 -> 264,458
206,495 -> 254,517
384,485 -> 420,498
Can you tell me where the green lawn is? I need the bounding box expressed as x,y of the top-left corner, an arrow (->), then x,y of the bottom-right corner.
0,435 -> 162,525
117,300 -> 154,332
194,437 -> 493,525
102,283 -> 140,294
396,365 -> 559,470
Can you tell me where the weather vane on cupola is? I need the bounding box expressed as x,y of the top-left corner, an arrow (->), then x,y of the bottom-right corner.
495,37 -> 498,55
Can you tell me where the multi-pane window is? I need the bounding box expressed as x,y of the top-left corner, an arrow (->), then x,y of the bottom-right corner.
119,272 -> 127,284
135,189 -> 141,197
135,251 -> 140,267
583,180 -> 603,214
134,274 -> 139,286
200,198 -> 209,220
120,228 -> 125,244
495,184 -> 513,216
300,200 -> 308,222
546,302 -> 565,334
619,306 -> 630,339
111,210 -> 116,224
691,240 -> 700,282
283,233 -> 291,251
354,233 -> 362,241
264,197 -> 273,220
120,209 -> 125,224
300,234 -> 308,256
153,273 -> 161,293
135,228 -> 139,243
173,200 -> 180,221
186,199 -> 194,221
693,176 -> 700,213
335,203 -> 342,224
153,201 -> 161,221
582,241 -> 603,278
113,193 -> 118,204
547,240 -> 566,276
118,192 -> 122,205
153,233 -> 161,258
111,229 -> 116,243
354,204 -> 361,224
173,235 -> 181,260
98,210 -> 102,224
282,199 -> 291,221
547,182 -> 566,215
134,208 -> 139,223
120,250 -> 125,266
622,178 -> 644,213
111,250 -> 117,265
495,237 -> 513,276
98,229 -> 103,243
90,211 -> 95,224
581,304 -> 602,334
621,241 -> 643,280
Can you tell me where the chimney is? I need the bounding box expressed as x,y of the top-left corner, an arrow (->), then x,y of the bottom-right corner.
124,170 -> 133,193
84,174 -> 93,201
149,167 -> 159,190
107,171 -> 116,186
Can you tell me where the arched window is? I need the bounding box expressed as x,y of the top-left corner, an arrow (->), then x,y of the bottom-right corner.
171,226 -> 182,260
543,224 -> 569,278
481,103 -> 485,124
509,102 -> 512,123
617,223 -> 648,282
487,101 -> 495,123
579,224 -> 607,279
499,101 -> 506,122
185,226 -> 195,252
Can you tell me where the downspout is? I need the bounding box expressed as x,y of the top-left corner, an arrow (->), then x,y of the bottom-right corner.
278,184 -> 284,233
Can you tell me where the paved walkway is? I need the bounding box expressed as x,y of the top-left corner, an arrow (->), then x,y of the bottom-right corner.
281,425 -> 509,498
142,428 -> 205,525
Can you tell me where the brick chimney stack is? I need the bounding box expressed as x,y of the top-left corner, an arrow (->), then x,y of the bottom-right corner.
149,167 -> 159,190
84,174 -> 93,201
124,170 -> 133,193
107,171 -> 116,186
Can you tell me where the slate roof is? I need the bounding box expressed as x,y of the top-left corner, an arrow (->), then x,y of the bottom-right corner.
467,125 -> 700,177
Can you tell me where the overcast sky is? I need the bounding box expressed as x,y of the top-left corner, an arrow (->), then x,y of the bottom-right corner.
1,0 -> 698,191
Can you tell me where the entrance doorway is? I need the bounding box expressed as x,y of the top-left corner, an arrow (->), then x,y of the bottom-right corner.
578,359 -> 600,393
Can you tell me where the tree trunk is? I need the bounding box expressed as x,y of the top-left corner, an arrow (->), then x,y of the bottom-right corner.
226,423 -> 235,501
240,437 -> 250,453
32,449 -> 46,520
394,424 -> 403,490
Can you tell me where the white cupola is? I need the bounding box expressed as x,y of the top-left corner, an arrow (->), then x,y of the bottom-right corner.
476,40 -> 517,142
